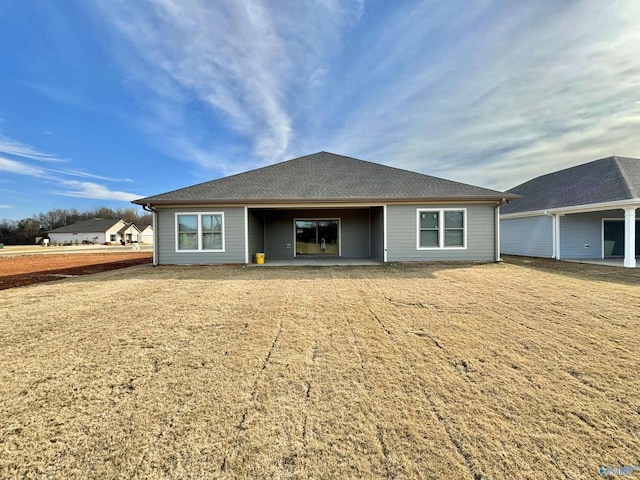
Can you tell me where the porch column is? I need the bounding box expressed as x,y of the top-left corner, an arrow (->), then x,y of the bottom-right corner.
554,214 -> 562,260
624,208 -> 636,268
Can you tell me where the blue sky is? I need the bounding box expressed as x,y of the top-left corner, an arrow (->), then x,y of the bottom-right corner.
1,1 -> 640,220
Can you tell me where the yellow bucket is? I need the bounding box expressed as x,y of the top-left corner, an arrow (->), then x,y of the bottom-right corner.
256,253 -> 265,265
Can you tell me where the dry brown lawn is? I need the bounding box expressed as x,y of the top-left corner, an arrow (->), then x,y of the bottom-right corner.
0,258 -> 639,479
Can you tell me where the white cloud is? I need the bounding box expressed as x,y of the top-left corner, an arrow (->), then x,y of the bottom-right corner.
47,168 -> 128,182
0,204 -> 11,209
93,0 -> 364,168
56,180 -> 142,201
86,0 -> 640,190
0,157 -> 47,177
320,1 -> 640,189
1,134 -> 141,202
0,135 -> 64,162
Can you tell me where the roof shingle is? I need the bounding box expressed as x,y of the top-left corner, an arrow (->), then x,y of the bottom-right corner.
133,152 -> 514,205
501,156 -> 640,214
47,218 -> 123,234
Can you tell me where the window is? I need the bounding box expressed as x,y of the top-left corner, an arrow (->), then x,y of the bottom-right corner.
444,211 -> 464,247
110,234 -> 116,242
417,209 -> 466,249
419,211 -> 439,247
176,213 -> 224,251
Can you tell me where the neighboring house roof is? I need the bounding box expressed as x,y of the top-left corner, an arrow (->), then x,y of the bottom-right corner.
118,222 -> 141,235
502,156 -> 640,215
133,151 -> 516,206
48,218 -> 124,234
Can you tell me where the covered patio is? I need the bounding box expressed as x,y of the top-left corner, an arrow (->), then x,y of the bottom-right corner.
551,205 -> 639,268
248,257 -> 383,267
247,206 -> 385,264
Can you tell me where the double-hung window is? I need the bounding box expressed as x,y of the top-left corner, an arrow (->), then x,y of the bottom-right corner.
417,209 -> 466,249
176,213 -> 224,251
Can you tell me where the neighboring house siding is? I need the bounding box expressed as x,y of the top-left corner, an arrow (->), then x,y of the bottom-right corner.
49,232 -> 106,244
264,208 -> 371,258
156,207 -> 245,264
386,204 -> 496,262
370,206 -> 384,261
248,210 -> 265,262
559,210 -> 623,259
501,216 -> 554,258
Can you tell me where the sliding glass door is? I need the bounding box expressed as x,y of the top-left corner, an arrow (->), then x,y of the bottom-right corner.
295,220 -> 339,255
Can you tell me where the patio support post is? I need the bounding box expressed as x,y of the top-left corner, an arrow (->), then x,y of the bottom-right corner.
624,208 -> 636,268
554,214 -> 562,260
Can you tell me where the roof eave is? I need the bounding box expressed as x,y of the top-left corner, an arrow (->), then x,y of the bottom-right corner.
134,194 -> 519,208
501,198 -> 640,218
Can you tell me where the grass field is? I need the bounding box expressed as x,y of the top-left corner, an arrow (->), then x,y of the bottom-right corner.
1,259 -> 639,479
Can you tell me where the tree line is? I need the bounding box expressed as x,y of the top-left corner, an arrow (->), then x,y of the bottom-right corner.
0,207 -> 152,245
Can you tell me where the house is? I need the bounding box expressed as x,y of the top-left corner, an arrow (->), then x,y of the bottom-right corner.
132,152 -> 517,265
137,224 -> 154,244
500,156 -> 640,267
118,222 -> 141,244
48,218 -> 128,245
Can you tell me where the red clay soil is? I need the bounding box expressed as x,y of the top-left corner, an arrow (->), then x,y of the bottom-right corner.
0,252 -> 152,290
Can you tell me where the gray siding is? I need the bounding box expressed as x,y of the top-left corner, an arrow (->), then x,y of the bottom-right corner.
247,210 -> 265,263
156,207 -> 246,264
264,208 -> 371,259
501,216 -> 553,258
386,204 -> 496,262
370,206 -> 384,261
559,210 -> 623,259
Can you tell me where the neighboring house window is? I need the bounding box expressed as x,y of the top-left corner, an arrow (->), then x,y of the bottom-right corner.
176,213 -> 224,251
417,209 -> 466,249
110,234 -> 116,242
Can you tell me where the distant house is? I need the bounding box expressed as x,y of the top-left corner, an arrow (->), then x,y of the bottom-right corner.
118,222 -> 141,244
501,156 -> 640,267
137,225 -> 154,244
132,151 -> 517,265
48,218 -> 128,245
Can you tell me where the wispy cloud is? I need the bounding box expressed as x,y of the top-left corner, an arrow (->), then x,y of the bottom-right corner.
318,1 -> 640,189
55,180 -> 142,201
87,0 -> 640,190
0,135 -> 141,201
0,135 -> 65,162
94,0 -> 364,168
48,168 -> 130,182
0,204 -> 11,209
0,157 -> 48,177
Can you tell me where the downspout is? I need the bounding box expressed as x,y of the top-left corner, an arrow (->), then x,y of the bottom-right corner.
495,198 -> 508,262
142,203 -> 158,266
543,210 -> 556,259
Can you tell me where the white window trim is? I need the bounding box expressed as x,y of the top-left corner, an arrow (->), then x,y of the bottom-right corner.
416,208 -> 467,250
175,212 -> 225,253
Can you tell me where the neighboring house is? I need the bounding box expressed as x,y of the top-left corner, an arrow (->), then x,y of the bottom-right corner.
501,156 -> 640,268
48,218 -> 128,245
138,225 -> 154,244
132,152 -> 517,266
119,223 -> 141,243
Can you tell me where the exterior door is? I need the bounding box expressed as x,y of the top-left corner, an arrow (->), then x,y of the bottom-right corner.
603,220 -> 640,257
295,220 -> 339,255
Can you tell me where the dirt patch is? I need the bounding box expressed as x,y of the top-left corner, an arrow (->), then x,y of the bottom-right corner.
0,252 -> 152,290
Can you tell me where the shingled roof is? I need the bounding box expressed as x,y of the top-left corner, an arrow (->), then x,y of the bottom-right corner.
133,152 -> 515,206
47,218 -> 123,234
501,156 -> 640,215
